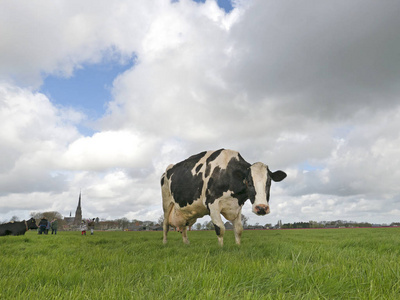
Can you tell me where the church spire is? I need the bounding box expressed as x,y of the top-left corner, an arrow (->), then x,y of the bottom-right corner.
74,191 -> 82,225
77,191 -> 81,209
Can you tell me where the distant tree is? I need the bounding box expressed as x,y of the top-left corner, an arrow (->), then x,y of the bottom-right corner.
281,223 -> 292,229
31,211 -> 63,221
241,214 -> 249,228
132,219 -> 142,226
143,221 -> 154,227
116,218 -> 130,230
158,215 -> 164,225
203,221 -> 214,230
10,215 -> 19,222
195,223 -> 202,230
309,221 -> 323,228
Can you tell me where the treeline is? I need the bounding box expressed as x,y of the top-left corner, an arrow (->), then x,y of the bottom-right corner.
3,212 -> 400,231
280,220 -> 400,229
1,212 -> 64,225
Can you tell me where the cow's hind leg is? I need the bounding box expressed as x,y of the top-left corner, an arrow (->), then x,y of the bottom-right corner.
181,226 -> 190,245
163,203 -> 174,244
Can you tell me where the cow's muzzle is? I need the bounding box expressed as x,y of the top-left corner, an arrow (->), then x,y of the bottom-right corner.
255,205 -> 270,216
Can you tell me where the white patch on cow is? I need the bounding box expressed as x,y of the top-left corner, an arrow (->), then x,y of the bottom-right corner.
250,162 -> 270,214
191,153 -> 208,176
191,149 -> 240,177
219,191 -> 242,221
211,149 -> 240,172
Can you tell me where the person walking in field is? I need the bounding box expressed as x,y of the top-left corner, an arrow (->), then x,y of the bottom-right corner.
88,218 -> 95,235
45,219 -> 51,234
38,217 -> 48,234
51,218 -> 58,235
80,220 -> 87,235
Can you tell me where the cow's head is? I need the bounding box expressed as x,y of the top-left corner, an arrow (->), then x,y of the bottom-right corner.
247,162 -> 286,216
27,218 -> 38,230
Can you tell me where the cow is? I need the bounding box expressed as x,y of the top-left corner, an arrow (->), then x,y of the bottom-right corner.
161,149 -> 287,246
0,218 -> 38,236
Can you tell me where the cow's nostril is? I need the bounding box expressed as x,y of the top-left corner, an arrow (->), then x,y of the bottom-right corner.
255,205 -> 269,215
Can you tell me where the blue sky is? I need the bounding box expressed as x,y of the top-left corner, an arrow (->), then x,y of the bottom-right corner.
39,0 -> 233,134
1,0 -> 400,226
41,61 -> 133,120
40,60 -> 134,136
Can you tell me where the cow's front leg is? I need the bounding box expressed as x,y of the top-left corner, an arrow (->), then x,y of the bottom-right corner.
231,214 -> 243,245
209,206 -> 225,247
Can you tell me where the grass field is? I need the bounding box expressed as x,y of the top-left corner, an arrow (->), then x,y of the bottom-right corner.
1,227 -> 400,299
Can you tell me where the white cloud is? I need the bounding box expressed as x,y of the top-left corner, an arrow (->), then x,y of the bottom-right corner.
0,84 -> 81,193
61,130 -> 158,171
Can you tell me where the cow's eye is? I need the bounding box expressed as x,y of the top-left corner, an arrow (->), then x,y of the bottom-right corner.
246,179 -> 253,187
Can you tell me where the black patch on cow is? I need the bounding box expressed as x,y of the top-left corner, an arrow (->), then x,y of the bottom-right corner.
245,171 -> 256,204
206,156 -> 251,207
167,151 -> 207,207
213,223 -> 221,236
195,163 -> 203,174
160,175 -> 165,186
206,148 -> 224,165
265,176 -> 271,203
167,151 -> 207,180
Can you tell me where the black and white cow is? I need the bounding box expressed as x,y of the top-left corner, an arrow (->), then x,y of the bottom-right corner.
0,218 -> 38,236
161,149 -> 287,246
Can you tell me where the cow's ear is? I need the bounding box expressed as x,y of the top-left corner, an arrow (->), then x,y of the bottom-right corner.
269,170 -> 287,182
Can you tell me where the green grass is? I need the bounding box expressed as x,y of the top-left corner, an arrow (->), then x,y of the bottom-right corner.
1,228 -> 400,299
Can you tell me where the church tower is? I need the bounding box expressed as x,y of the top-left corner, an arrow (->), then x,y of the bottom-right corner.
74,192 -> 82,225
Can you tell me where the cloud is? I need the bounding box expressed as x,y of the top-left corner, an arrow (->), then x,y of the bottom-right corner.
61,130 -> 159,171
227,1 -> 400,115
0,0 -> 157,87
0,84 -> 81,193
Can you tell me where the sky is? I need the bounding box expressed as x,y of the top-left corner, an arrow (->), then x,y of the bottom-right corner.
1,0 -> 400,226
